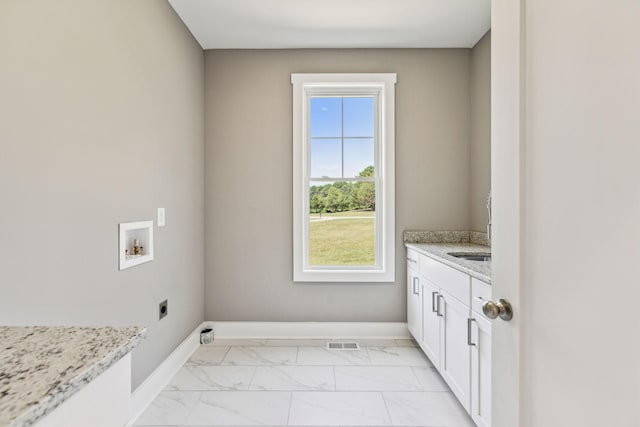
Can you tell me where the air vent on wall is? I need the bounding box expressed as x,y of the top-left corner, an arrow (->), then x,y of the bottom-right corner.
327,342 -> 360,350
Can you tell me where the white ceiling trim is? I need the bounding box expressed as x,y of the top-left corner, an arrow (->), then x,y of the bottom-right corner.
168,0 -> 491,49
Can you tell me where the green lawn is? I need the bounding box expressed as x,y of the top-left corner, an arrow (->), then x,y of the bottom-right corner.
309,216 -> 376,265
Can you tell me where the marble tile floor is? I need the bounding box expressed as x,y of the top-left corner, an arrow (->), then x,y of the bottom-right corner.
134,339 -> 474,427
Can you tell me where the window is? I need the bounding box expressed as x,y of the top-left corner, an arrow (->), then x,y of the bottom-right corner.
292,73 -> 396,282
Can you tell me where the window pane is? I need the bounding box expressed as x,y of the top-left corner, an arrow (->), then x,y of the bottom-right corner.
309,182 -> 376,266
311,97 -> 342,137
311,138 -> 341,178
343,97 -> 375,137
344,138 -> 374,178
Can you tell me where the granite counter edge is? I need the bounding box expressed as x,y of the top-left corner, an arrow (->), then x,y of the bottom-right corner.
405,243 -> 492,284
10,327 -> 147,427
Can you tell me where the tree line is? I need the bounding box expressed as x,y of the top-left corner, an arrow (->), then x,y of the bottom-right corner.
310,166 -> 375,214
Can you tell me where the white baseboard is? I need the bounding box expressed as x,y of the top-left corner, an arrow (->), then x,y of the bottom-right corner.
128,322 -> 203,425
203,321 -> 409,339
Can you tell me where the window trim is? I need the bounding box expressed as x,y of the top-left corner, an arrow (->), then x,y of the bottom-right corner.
291,73 -> 396,282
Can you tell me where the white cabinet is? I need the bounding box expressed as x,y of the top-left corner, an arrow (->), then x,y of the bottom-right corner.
470,278 -> 492,427
407,248 -> 492,427
439,289 -> 472,412
34,354 -> 132,427
470,313 -> 492,427
407,268 -> 422,340
421,277 -> 440,364
406,249 -> 422,341
420,283 -> 472,412
418,252 -> 472,412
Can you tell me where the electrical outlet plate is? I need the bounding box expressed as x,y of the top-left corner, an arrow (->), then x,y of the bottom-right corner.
157,208 -> 165,227
159,299 -> 168,320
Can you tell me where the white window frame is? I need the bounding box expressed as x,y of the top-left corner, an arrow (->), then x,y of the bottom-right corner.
291,73 -> 396,282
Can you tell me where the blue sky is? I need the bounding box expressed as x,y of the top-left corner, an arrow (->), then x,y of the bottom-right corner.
310,97 -> 375,178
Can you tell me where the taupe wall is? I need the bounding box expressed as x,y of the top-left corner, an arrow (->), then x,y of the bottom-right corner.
204,49 -> 471,321
0,0 -> 205,389
470,31 -> 492,232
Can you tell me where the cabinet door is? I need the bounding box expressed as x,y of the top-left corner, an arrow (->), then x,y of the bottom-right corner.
471,313 -> 492,427
407,268 -> 422,341
420,277 -> 441,366
439,289 -> 472,412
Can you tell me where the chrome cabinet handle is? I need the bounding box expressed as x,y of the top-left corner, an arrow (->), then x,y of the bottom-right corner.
407,257 -> 417,264
431,291 -> 438,312
412,277 -> 419,295
467,318 -> 476,346
482,299 -> 514,321
436,295 -> 444,317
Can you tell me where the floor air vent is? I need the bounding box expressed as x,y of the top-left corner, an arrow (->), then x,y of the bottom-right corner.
327,342 -> 360,350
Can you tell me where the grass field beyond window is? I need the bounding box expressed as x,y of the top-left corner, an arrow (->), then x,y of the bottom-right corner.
309,212 -> 375,266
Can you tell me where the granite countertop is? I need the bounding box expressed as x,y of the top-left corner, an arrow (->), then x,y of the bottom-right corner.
0,326 -> 146,427
405,242 -> 491,284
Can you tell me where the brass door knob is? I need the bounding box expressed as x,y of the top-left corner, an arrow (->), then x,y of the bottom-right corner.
482,299 -> 513,321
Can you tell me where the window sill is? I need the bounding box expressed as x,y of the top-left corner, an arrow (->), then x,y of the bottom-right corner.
294,268 -> 395,283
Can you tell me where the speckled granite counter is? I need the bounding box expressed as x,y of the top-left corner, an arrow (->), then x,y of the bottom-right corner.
405,242 -> 491,284
0,326 -> 146,427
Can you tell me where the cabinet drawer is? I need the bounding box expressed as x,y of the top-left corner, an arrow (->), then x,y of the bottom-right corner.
407,249 -> 419,272
471,278 -> 492,317
419,254 -> 470,304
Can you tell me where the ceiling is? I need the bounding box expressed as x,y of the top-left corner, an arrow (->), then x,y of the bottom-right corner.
168,0 -> 491,49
